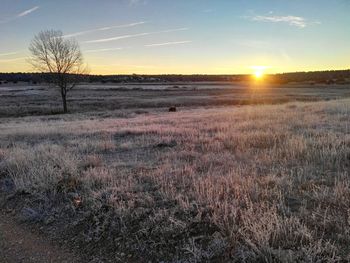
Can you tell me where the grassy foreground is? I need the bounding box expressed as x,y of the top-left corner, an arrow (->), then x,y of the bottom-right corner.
0,99 -> 349,262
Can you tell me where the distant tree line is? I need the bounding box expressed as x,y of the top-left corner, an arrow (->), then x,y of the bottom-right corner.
270,70 -> 350,84
0,73 -> 88,84
1,70 -> 350,85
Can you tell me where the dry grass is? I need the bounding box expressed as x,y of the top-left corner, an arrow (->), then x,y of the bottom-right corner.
0,83 -> 349,118
0,98 -> 349,262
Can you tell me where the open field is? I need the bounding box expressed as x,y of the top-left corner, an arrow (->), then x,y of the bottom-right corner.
0,82 -> 349,118
0,83 -> 349,262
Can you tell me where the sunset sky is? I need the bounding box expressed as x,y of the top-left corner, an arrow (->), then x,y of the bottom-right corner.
0,0 -> 349,75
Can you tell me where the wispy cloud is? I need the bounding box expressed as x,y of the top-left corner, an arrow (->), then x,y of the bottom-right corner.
0,6 -> 39,24
158,28 -> 189,33
17,6 -> 39,17
85,28 -> 189,44
145,40 -> 192,47
248,14 -> 320,28
63,22 -> 146,38
85,47 -> 124,53
85,32 -> 150,43
0,51 -> 20,57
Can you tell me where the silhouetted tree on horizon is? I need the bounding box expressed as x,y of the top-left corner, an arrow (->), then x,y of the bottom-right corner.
28,30 -> 86,113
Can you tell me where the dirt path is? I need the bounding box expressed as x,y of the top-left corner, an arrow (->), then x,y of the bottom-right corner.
0,213 -> 82,263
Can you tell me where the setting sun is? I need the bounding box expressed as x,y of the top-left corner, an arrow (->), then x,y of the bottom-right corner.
251,66 -> 269,79
254,70 -> 264,79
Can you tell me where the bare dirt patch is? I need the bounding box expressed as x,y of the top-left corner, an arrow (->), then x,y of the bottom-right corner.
0,212 -> 82,263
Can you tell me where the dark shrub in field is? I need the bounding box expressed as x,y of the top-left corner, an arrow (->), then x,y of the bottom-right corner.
169,106 -> 177,112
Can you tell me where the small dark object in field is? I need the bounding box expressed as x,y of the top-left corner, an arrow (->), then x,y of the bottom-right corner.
20,207 -> 41,222
169,106 -> 177,112
155,140 -> 177,148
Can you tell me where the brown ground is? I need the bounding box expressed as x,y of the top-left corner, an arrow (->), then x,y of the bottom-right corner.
0,212 -> 82,263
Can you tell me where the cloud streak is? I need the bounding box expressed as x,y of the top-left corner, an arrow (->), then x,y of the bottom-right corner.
63,22 -> 146,38
84,28 -> 189,43
0,51 -> 20,57
85,47 -> 124,53
249,14 -> 319,28
17,6 -> 40,17
0,6 -> 39,24
85,32 -> 150,43
145,40 -> 192,47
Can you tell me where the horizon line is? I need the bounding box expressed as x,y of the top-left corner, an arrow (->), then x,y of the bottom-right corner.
0,68 -> 349,76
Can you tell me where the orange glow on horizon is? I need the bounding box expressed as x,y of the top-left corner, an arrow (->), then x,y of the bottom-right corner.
1,59 -> 349,75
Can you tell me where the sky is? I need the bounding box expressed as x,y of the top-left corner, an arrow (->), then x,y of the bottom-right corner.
0,0 -> 349,75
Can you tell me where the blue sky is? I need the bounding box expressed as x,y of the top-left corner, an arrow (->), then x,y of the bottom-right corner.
0,0 -> 349,74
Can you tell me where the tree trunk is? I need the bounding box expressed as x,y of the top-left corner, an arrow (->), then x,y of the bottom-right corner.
61,87 -> 68,113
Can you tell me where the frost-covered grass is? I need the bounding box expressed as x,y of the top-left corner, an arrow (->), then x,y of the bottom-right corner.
0,98 -> 349,262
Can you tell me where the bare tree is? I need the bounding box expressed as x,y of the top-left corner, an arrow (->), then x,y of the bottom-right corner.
29,30 -> 86,113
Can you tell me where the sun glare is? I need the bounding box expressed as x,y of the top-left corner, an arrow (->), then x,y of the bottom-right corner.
251,66 -> 269,80
254,70 -> 264,79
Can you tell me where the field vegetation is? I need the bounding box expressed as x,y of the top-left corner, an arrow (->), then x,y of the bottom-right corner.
0,82 -> 349,117
0,88 -> 349,262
